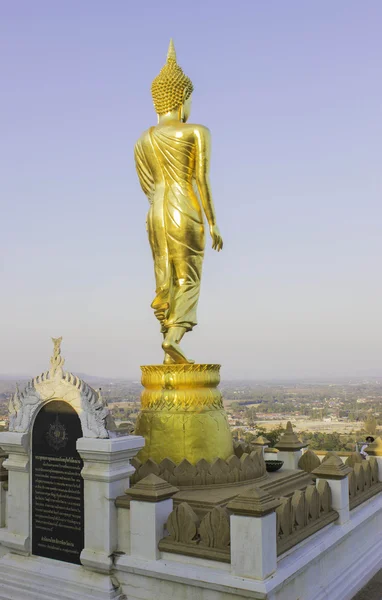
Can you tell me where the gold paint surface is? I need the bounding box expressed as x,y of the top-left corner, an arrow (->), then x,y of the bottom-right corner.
134,40 -> 223,365
135,364 -> 233,465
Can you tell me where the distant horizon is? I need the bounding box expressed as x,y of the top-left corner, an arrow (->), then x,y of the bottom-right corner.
2,372 -> 382,384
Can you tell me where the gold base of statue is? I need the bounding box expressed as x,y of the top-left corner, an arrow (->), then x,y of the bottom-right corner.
135,364 -> 233,465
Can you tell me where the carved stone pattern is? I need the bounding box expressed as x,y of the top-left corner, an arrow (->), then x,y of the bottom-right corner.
50,337 -> 65,375
141,363 -> 221,384
161,481 -> 337,562
166,502 -> 199,544
345,452 -> 363,468
316,479 -> 331,513
369,456 -> 379,484
348,470 -> 356,499
140,364 -> 223,412
277,497 -> 293,537
8,367 -> 111,439
276,482 -> 335,553
160,503 -> 230,561
349,458 -> 382,508
199,507 -> 230,550
296,450 -> 381,508
298,450 -> 321,473
131,445 -> 266,487
140,390 -> 224,411
160,479 -> 338,562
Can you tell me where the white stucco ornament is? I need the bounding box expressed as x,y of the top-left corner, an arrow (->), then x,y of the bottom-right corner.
8,337 -> 114,438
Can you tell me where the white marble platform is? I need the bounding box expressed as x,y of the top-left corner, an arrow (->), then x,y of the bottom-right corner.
0,553 -> 124,600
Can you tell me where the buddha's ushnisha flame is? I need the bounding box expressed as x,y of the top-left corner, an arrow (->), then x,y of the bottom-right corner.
151,39 -> 194,115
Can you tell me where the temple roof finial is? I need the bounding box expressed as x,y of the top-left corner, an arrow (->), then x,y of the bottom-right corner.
50,336 -> 65,376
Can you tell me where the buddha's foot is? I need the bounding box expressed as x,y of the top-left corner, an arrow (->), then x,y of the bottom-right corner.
162,340 -> 194,364
163,353 -> 175,365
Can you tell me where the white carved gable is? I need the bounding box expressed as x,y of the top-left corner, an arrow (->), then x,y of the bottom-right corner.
8,338 -> 113,439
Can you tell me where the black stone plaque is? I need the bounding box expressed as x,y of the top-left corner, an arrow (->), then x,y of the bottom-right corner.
32,400 -> 84,564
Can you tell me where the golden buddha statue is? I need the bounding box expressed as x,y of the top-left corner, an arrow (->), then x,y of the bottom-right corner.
134,39 -> 223,365
134,40 -> 233,466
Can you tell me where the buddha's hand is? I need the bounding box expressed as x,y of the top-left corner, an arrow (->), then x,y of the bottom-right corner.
209,224 -> 223,251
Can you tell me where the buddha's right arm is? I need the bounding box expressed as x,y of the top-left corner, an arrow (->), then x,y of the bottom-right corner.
134,142 -> 154,204
194,126 -> 217,227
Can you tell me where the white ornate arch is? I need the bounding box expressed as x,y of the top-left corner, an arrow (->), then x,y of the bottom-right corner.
8,338 -> 114,438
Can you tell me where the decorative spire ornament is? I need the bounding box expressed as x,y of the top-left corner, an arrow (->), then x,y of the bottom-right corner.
167,38 -> 177,62
50,336 -> 65,376
274,421 -> 307,451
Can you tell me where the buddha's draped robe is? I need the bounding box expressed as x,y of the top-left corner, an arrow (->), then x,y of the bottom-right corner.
134,126 -> 205,333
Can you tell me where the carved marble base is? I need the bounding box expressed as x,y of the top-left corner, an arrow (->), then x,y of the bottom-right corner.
0,553 -> 124,600
135,364 -> 233,465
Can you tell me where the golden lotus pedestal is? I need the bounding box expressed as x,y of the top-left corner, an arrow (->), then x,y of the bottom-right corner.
134,364 -> 233,465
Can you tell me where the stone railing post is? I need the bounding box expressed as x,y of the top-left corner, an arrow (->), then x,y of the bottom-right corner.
77,434 -> 144,573
274,421 -> 307,470
0,448 -> 8,527
0,432 -> 30,554
312,455 -> 352,525
252,436 -> 270,458
227,487 -> 280,580
365,437 -> 382,480
127,474 -> 178,560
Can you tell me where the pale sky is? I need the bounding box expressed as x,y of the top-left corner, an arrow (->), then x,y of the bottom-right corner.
1,1 -> 381,379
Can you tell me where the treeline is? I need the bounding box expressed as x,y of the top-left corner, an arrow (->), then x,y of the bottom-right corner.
231,402 -> 382,424
232,425 -> 377,452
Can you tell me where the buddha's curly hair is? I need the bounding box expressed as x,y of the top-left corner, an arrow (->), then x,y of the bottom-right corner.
151,51 -> 194,115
